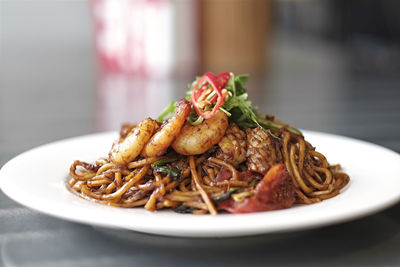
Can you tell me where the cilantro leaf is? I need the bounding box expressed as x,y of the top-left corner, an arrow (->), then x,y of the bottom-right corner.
221,73 -> 263,130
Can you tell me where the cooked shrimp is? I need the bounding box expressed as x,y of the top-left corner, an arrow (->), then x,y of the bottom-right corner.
141,99 -> 191,157
172,109 -> 229,155
109,118 -> 158,165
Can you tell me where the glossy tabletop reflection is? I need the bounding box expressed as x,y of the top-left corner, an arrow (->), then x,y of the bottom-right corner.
1,1 -> 400,266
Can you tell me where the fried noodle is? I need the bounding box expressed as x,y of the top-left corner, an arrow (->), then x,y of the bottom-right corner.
68,129 -> 349,214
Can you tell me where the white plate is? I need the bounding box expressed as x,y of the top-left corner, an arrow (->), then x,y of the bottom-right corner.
1,131 -> 400,237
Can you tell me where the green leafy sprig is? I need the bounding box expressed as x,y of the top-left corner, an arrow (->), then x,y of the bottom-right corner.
160,72 -> 302,137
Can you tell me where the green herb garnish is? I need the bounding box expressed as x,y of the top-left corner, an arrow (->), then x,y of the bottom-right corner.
187,108 -> 204,126
174,204 -> 194,214
212,187 -> 240,203
169,72 -> 303,137
220,73 -> 302,137
152,157 -> 178,166
257,116 -> 303,136
151,165 -> 181,181
156,101 -> 176,122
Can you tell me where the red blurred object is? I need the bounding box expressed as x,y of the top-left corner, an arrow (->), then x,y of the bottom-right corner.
91,0 -> 199,131
91,0 -> 199,77
92,0 -> 174,76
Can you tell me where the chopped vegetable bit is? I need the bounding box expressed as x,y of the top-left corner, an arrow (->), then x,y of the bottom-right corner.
151,165 -> 181,181
152,157 -> 178,166
187,108 -> 204,126
174,204 -> 195,214
212,187 -> 240,203
257,116 -> 303,136
232,191 -> 254,203
157,101 -> 176,122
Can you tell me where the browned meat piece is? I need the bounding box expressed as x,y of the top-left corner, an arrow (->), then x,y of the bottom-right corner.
218,164 -> 295,213
246,127 -> 282,175
216,123 -> 247,166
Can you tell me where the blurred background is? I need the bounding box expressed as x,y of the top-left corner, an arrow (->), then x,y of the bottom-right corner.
1,0 -> 400,162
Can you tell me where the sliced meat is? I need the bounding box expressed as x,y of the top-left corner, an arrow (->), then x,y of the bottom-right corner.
218,164 -> 295,213
215,167 -> 262,182
215,167 -> 232,182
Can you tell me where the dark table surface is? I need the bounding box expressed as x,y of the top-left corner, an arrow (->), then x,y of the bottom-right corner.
1,1 -> 400,266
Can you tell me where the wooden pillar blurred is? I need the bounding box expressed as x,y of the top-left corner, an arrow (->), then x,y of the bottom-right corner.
200,0 -> 272,75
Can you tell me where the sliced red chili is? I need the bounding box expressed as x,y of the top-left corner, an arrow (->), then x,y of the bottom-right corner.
207,72 -> 230,103
216,72 -> 230,89
191,72 -> 230,119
